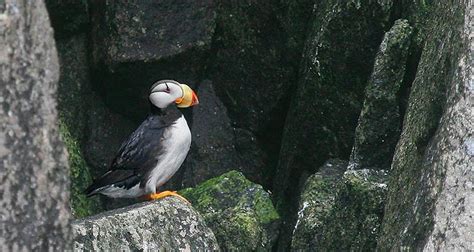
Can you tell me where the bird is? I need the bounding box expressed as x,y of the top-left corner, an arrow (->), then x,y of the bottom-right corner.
84,80 -> 199,202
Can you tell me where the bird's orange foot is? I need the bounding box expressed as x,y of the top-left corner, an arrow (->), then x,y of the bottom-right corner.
144,191 -> 189,203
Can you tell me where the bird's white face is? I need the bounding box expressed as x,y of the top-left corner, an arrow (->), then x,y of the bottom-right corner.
149,80 -> 199,109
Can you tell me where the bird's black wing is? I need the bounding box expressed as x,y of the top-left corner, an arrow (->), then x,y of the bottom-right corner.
111,116 -> 169,174
85,115 -> 170,196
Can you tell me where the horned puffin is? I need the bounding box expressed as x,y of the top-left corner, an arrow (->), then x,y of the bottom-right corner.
85,80 -> 199,201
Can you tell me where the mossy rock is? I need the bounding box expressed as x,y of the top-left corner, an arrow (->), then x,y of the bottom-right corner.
320,169 -> 388,251
180,171 -> 280,251
274,1 -> 393,248
292,159 -> 388,251
55,35 -> 103,217
59,121 -> 101,218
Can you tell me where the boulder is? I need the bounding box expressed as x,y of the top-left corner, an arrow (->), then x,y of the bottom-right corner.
0,0 -> 70,250
90,1 -> 215,65
349,19 -> 413,170
291,159 -> 347,250
379,1 -> 473,250
292,160 -> 388,251
72,198 -> 220,251
181,171 -> 280,251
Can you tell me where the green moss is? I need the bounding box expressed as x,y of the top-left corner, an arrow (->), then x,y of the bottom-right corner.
59,120 -> 101,218
181,171 -> 280,251
254,190 -> 280,225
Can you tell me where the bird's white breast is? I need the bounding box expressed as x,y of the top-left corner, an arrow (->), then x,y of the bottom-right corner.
145,115 -> 191,193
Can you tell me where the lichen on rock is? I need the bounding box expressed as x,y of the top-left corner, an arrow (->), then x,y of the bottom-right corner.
0,0 -> 70,250
72,198 -> 219,251
180,171 -> 280,251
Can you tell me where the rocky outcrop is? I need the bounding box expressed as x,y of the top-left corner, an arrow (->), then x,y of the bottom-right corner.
273,0 -> 393,248
291,160 -> 388,251
349,19 -> 413,170
72,198 -> 219,251
274,0 -> 393,204
0,0 -> 70,250
379,1 -> 473,250
181,171 -> 280,251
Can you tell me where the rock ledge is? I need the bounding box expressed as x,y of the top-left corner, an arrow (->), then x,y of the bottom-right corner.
72,197 -> 219,251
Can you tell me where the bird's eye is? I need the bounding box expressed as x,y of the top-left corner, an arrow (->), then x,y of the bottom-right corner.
165,83 -> 170,93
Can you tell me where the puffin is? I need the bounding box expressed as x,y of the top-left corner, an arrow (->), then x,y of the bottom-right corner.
85,80 -> 198,201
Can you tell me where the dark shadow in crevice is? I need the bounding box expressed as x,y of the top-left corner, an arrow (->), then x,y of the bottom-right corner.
397,39 -> 423,126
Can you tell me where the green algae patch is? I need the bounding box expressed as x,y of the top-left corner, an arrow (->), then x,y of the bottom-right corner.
180,170 -> 280,251
59,120 -> 101,218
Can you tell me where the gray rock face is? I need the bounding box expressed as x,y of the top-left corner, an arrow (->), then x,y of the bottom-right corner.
0,0 -> 70,250
181,80 -> 243,186
379,1 -> 473,250
73,198 -> 220,251
423,27 -> 474,250
181,171 -> 280,251
292,160 -> 388,251
349,19 -> 413,170
421,4 -> 474,250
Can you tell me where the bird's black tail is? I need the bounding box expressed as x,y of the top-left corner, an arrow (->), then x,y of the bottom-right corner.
84,183 -> 102,197
83,170 -> 139,197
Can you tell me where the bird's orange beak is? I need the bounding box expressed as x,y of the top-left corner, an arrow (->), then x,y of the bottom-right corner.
176,84 -> 199,108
